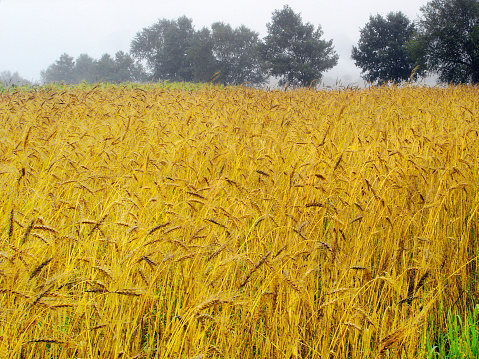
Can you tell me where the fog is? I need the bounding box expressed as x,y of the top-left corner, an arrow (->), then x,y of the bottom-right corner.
0,0 -> 429,84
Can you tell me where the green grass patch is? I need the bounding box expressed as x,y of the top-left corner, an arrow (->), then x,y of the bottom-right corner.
428,305 -> 479,358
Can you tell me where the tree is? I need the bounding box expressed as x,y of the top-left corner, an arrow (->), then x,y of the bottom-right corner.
210,22 -> 266,85
187,27 -> 217,83
412,0 -> 479,84
113,51 -> 146,83
0,71 -> 30,87
41,53 -> 75,84
41,52 -> 146,85
130,16 -> 195,81
73,54 -> 97,83
96,54 -> 118,83
260,5 -> 338,86
351,12 -> 420,84
130,17 -> 265,85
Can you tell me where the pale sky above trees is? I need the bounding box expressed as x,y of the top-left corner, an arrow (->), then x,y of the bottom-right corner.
0,0 -> 428,84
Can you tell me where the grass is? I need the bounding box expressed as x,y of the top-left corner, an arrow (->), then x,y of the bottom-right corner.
427,305 -> 479,358
0,83 -> 478,358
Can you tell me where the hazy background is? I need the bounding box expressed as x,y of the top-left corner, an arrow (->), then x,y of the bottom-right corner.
0,0 -> 429,85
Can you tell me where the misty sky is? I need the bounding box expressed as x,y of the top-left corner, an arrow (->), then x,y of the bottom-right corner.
1,0 -> 429,84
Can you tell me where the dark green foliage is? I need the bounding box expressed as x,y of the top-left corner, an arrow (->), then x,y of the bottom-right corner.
351,12 -> 420,84
130,17 -> 265,85
130,16 -> 195,82
259,5 -> 338,86
210,22 -> 266,85
413,0 -> 479,84
187,27 -> 217,83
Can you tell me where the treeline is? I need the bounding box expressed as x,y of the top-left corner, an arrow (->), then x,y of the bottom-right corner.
0,71 -> 31,87
352,0 -> 479,85
40,6 -> 338,87
40,51 -> 146,85
4,0 -> 478,87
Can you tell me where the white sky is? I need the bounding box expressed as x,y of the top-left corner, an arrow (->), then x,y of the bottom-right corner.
0,0 -> 429,84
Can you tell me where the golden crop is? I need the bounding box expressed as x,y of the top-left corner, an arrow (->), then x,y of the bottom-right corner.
0,84 -> 478,358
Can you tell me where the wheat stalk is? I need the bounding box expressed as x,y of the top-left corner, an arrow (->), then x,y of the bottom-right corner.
239,252 -> 271,288
29,257 -> 53,280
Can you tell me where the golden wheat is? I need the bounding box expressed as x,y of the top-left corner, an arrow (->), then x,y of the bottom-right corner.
0,83 -> 478,358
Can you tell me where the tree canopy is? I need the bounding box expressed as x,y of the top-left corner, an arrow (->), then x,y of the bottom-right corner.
187,27 -> 217,83
259,5 -> 338,86
412,0 -> 479,84
130,16 -> 195,82
41,53 -> 75,84
130,17 -> 266,85
130,8 -> 336,86
351,12 -> 419,84
73,54 -> 97,84
209,22 -> 266,85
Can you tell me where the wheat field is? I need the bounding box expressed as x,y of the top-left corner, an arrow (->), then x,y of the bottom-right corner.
0,83 -> 478,358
